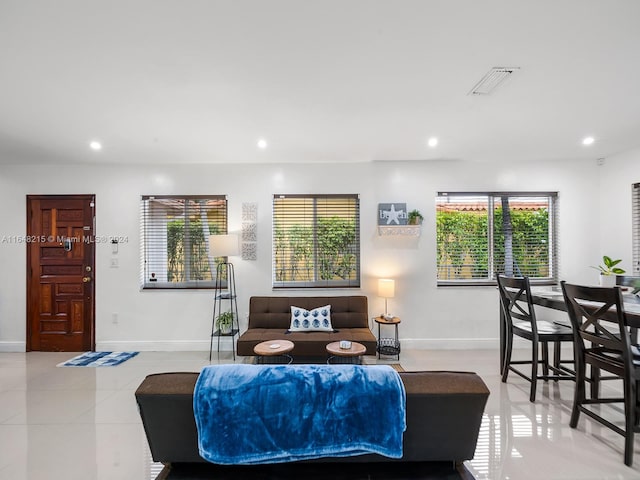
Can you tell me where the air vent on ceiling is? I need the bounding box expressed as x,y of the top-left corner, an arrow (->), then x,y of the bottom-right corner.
468,67 -> 520,95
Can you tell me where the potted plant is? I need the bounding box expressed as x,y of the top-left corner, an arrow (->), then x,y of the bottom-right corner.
408,209 -> 424,225
216,311 -> 234,334
592,255 -> 625,287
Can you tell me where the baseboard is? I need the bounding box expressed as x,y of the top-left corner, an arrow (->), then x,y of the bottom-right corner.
0,340 -> 234,353
0,341 -> 26,352
402,338 -> 498,350
401,336 -> 571,350
96,340 -> 224,351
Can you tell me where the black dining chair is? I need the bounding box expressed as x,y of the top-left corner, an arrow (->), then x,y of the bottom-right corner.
498,275 -> 575,402
561,281 -> 640,466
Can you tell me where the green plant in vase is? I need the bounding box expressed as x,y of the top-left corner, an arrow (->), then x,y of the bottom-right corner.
216,311 -> 234,334
591,255 -> 625,287
408,209 -> 424,225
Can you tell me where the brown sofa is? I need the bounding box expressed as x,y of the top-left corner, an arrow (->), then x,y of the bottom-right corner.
135,370 -> 490,467
236,296 -> 377,358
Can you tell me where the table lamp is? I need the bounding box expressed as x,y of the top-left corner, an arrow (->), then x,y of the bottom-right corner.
378,278 -> 395,320
209,233 -> 239,258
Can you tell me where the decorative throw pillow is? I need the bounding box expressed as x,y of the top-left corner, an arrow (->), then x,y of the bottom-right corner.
289,305 -> 333,332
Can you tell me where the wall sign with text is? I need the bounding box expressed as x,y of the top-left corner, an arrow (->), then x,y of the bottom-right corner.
378,203 -> 408,225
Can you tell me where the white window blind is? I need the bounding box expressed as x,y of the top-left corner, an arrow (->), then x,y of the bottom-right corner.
436,192 -> 558,285
140,195 -> 227,289
633,183 -> 640,275
273,194 -> 360,288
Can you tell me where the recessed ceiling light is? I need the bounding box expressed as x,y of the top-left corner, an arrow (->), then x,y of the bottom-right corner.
89,141 -> 102,151
427,137 -> 438,148
257,138 -> 268,149
582,136 -> 595,146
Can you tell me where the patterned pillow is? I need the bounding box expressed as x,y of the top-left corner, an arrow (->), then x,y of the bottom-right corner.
289,305 -> 333,332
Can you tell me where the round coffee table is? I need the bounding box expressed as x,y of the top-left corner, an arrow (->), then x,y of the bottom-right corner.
325,341 -> 366,364
253,339 -> 294,364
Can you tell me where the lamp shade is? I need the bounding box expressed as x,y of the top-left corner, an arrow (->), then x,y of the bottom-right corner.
209,234 -> 239,257
378,278 -> 395,298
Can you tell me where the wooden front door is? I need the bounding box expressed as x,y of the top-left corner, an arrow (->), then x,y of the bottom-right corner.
27,195 -> 95,351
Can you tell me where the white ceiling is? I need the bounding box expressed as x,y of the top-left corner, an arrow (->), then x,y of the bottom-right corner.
1,0 -> 640,165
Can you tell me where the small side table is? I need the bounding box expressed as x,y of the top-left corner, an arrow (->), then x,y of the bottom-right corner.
326,341 -> 366,364
374,316 -> 401,360
253,340 -> 294,364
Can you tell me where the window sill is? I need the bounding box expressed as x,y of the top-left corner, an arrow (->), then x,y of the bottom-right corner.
141,281 -> 217,290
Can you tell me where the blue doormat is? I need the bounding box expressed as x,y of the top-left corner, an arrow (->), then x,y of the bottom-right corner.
57,351 -> 139,367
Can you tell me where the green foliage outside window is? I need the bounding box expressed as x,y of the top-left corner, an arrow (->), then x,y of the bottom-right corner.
167,219 -> 222,282
436,206 -> 550,280
274,216 -> 357,283
436,210 -> 489,279
318,217 -> 357,280
274,224 -> 314,281
493,208 -> 550,277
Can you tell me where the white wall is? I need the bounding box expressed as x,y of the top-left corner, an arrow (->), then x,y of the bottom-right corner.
595,148 -> 640,276
0,157 -> 620,352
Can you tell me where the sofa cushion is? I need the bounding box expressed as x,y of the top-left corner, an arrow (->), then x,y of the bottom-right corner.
289,305 -> 333,332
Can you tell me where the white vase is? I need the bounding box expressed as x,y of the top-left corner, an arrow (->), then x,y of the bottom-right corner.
599,274 -> 616,287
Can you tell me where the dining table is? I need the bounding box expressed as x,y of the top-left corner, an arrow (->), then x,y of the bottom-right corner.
499,286 -> 640,375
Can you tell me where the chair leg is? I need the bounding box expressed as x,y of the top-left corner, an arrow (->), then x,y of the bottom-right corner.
590,366 -> 601,399
570,361 -> 586,428
542,342 -> 549,380
623,378 -> 636,466
530,340 -> 538,402
502,332 -> 514,383
553,341 -> 561,382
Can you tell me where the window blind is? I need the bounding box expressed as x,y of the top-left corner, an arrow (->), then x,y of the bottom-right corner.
633,183 -> 640,275
436,192 -> 558,285
140,195 -> 227,289
273,194 -> 360,288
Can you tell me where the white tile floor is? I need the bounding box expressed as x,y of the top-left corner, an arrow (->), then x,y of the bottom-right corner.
0,349 -> 639,479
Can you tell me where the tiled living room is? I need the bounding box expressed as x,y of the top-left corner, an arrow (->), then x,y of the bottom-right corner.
1,1 -> 640,479
1,348 -> 639,479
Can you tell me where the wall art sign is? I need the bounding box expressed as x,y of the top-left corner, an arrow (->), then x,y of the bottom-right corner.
378,203 -> 408,225
241,202 -> 258,260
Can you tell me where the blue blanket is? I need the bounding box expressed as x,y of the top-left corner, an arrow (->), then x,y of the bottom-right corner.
193,364 -> 406,464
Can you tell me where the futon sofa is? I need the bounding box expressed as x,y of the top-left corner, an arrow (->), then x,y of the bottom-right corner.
135,369 -> 490,467
236,295 -> 377,358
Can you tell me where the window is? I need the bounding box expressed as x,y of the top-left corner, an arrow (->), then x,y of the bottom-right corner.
273,194 -> 360,288
633,183 -> 640,275
436,192 -> 558,285
140,195 -> 227,289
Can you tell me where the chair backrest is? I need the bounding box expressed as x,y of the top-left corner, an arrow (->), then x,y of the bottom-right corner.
561,281 -> 634,374
497,275 -> 538,334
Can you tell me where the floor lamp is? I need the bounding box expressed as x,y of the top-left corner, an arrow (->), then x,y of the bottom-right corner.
208,234 -> 239,361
